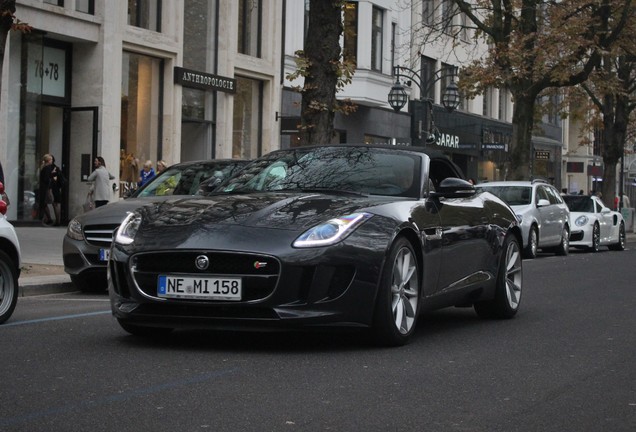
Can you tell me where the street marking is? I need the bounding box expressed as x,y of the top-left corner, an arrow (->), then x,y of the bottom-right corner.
1,310 -> 111,327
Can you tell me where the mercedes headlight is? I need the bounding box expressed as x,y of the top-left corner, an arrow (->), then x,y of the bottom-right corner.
293,212 -> 372,248
114,212 -> 142,245
67,218 -> 84,241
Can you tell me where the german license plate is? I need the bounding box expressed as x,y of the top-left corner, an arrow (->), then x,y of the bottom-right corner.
99,248 -> 110,261
157,275 -> 242,301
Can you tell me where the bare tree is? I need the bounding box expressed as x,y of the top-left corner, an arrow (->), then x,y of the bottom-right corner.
424,0 -> 634,180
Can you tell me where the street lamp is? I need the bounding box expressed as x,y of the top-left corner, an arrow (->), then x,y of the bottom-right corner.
388,65 -> 461,145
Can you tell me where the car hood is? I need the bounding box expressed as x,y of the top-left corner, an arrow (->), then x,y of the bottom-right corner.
134,192 -> 390,233
74,197 -> 182,226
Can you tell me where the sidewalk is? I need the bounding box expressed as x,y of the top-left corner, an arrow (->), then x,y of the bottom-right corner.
15,226 -> 75,296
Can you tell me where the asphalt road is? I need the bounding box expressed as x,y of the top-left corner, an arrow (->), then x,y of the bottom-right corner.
1,244 -> 636,432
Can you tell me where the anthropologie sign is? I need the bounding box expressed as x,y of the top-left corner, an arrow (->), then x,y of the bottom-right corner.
174,67 -> 237,94
27,44 -> 66,98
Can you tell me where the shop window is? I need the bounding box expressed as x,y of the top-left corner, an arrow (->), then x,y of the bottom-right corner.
344,2 -> 357,65
371,7 -> 383,72
128,0 -> 162,32
76,0 -> 94,14
233,77 -> 262,160
121,52 -> 163,192
238,0 -> 262,57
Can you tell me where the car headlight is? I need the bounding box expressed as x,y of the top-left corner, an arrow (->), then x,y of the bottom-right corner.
575,215 -> 589,227
67,218 -> 84,241
293,212 -> 372,248
114,212 -> 142,245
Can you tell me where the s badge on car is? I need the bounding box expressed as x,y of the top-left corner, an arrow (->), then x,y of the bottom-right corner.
195,255 -> 210,270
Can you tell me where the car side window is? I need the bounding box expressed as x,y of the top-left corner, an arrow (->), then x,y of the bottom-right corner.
429,158 -> 461,188
535,186 -> 550,204
544,186 -> 562,205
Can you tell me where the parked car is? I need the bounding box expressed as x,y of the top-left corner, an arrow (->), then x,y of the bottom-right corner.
476,179 -> 570,259
108,144 -> 523,346
64,159 -> 248,292
563,194 -> 626,252
0,182 -> 21,324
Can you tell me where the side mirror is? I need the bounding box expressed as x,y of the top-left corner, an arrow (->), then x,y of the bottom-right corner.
537,199 -> 550,207
431,178 -> 475,198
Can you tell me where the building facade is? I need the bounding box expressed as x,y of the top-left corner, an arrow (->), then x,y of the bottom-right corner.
0,0 -> 282,224
1,0 -> 568,225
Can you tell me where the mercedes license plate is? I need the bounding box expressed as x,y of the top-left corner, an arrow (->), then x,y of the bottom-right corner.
157,275 -> 242,301
99,248 -> 110,261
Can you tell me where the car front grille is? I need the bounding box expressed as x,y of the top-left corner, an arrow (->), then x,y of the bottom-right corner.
130,251 -> 281,302
84,224 -> 120,247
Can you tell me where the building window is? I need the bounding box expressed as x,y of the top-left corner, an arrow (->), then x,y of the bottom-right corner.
181,0 -> 217,161
44,0 -> 63,6
238,0 -> 262,57
121,52 -> 163,187
304,0 -> 310,42
233,77 -> 263,159
442,0 -> 453,32
371,7 -> 383,72
76,0 -> 94,14
128,0 -> 162,32
344,2 -> 358,65
498,88 -> 508,120
422,0 -> 434,26
482,88 -> 490,117
391,23 -> 396,74
420,56 -> 435,101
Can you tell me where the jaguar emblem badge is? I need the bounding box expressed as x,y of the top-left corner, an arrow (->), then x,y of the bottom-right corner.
195,255 -> 210,271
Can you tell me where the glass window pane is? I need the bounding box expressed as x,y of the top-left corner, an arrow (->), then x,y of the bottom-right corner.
128,0 -> 162,32
238,0 -> 261,57
233,77 -> 262,160
121,52 -> 162,191
371,8 -> 383,72
76,0 -> 94,14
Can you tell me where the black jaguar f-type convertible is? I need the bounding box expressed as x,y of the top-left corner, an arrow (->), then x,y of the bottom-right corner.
108,144 -> 523,345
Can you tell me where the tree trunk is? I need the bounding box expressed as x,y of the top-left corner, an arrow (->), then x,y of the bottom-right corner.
507,90 -> 537,180
600,92 -> 629,209
298,0 -> 343,146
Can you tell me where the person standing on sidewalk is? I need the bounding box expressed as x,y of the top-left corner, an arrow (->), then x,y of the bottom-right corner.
87,156 -> 115,208
38,154 -> 55,225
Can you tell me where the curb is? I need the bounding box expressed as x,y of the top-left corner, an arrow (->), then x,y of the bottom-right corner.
19,275 -> 77,297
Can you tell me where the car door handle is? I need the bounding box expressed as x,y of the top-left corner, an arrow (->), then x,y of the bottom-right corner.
424,227 -> 443,241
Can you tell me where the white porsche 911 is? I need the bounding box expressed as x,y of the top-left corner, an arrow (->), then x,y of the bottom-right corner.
564,194 -> 626,252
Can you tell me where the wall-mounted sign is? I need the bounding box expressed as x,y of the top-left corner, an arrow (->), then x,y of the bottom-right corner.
535,150 -> 551,160
174,67 -> 236,94
27,44 -> 66,98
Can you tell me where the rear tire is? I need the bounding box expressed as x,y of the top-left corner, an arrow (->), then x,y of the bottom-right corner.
608,222 -> 626,251
474,234 -> 522,319
373,238 -> 420,346
0,250 -> 19,324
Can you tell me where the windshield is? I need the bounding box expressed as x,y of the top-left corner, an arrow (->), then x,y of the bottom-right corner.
220,146 -> 421,198
134,161 -> 246,198
563,196 -> 594,212
478,185 -> 532,206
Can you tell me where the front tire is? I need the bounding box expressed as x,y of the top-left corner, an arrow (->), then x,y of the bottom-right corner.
523,226 -> 538,259
0,250 -> 19,324
373,238 -> 420,346
589,223 -> 600,252
474,234 -> 522,319
555,227 -> 570,256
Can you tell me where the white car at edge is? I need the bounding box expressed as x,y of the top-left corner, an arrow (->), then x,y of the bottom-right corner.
0,182 -> 21,324
563,194 -> 626,252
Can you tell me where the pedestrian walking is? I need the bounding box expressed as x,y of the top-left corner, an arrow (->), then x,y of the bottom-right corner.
87,156 -> 115,208
38,154 -> 56,225
49,156 -> 66,225
156,160 -> 168,174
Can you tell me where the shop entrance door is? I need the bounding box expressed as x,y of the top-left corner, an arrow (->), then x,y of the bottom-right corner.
65,107 -> 98,221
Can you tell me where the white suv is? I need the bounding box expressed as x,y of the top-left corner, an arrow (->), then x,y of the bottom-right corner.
0,184 -> 21,324
477,180 -> 570,259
